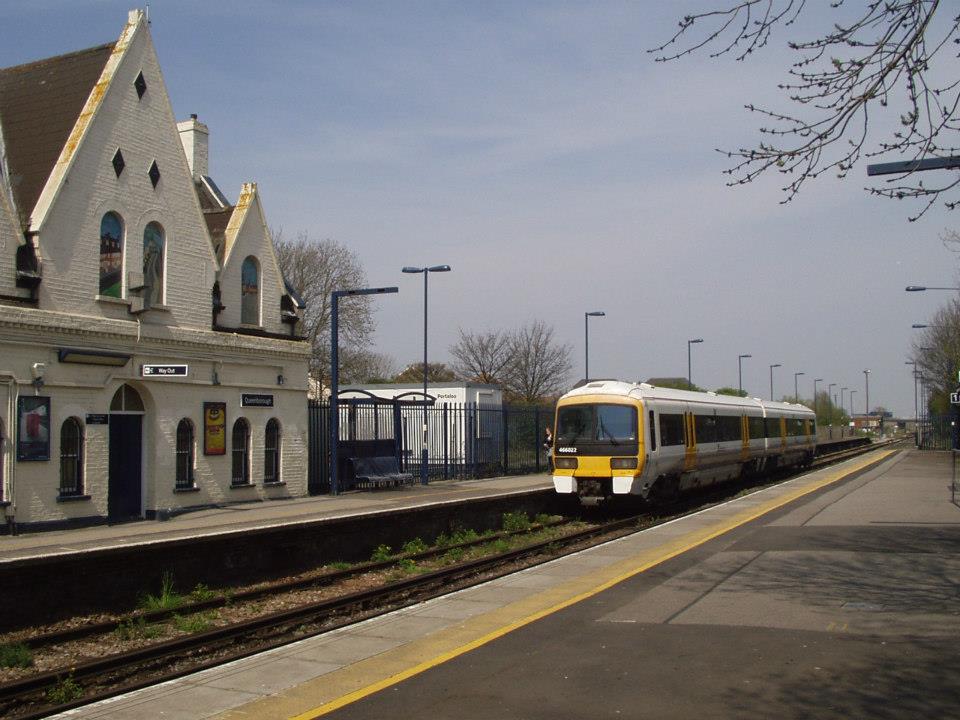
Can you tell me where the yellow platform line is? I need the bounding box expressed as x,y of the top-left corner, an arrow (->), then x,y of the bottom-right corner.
214,449 -> 896,720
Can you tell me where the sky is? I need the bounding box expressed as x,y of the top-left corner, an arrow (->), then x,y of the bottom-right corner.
2,1 -> 957,418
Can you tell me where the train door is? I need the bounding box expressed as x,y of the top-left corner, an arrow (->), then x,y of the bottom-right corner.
644,406 -> 659,481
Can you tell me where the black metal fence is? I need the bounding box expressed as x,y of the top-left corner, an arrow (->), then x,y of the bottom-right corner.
918,415 -> 957,451
308,400 -> 553,494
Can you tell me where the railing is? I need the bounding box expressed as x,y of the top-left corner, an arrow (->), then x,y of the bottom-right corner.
308,400 -> 553,494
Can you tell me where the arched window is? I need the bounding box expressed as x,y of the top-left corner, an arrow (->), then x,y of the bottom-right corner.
59,418 -> 84,496
110,384 -> 144,412
231,418 -> 250,486
264,419 -> 281,483
175,419 -> 194,489
241,256 -> 260,325
143,222 -> 165,309
99,212 -> 124,297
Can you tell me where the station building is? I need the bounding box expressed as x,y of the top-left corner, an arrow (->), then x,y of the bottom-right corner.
0,10 -> 311,531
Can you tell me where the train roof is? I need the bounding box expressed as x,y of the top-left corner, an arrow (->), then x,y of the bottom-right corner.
560,380 -> 815,417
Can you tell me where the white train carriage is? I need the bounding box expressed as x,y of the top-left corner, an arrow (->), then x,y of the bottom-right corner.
552,380 -> 816,504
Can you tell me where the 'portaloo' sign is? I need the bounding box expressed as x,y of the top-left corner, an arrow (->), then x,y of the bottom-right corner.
142,364 -> 188,377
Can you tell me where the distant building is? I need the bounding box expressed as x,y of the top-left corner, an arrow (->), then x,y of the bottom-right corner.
0,11 -> 310,530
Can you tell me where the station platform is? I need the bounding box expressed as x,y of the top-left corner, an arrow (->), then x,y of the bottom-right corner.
0,473 -> 554,564
52,445 -> 960,719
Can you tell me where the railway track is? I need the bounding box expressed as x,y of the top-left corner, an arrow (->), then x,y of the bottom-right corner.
0,439 -> 895,719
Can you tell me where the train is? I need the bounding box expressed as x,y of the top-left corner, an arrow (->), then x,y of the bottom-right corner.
551,380 -> 816,505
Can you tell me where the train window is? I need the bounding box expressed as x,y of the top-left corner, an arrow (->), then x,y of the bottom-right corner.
648,410 -> 657,451
717,415 -> 741,442
556,404 -> 637,445
809,419 -> 816,436
694,414 -> 717,444
659,413 -> 685,446
766,417 -> 783,438
748,416 -> 765,439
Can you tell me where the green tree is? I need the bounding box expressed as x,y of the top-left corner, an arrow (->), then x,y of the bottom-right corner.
645,377 -> 705,392
714,386 -> 747,397
393,362 -> 457,383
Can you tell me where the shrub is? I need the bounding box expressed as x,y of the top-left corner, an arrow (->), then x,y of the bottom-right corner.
0,643 -> 32,668
402,538 -> 429,555
370,544 -> 393,563
502,512 -> 531,533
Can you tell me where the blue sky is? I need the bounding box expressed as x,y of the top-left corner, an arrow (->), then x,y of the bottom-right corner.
3,1 -> 957,417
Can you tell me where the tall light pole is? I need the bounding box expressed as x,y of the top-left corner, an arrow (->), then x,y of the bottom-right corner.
794,371 -> 805,402
840,387 -> 848,414
906,285 -> 960,292
687,338 -> 703,390
330,286 -> 398,495
769,363 -> 781,401
402,264 -> 451,485
828,382 -> 836,409
850,390 -> 857,418
738,354 -> 751,395
813,378 -> 823,417
906,361 -> 918,445
863,369 -> 871,415
584,311 -> 605,380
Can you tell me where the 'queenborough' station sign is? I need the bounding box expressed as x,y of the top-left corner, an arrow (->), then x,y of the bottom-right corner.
241,393 -> 274,407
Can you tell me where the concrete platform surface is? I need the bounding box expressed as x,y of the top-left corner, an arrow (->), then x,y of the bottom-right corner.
0,473 -> 553,563
50,445 -> 960,719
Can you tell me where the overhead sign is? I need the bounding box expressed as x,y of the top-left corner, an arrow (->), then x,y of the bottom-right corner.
241,393 -> 274,407
142,364 -> 188,377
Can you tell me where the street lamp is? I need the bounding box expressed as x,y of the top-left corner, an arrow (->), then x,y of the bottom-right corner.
329,285 -> 399,495
738,354 -> 751,395
402,264 -> 451,485
850,389 -> 857,417
769,363 -> 781,401
687,338 -> 703,390
840,387 -> 848,413
794,371 -> 805,402
905,361 -> 918,445
905,286 -> 960,292
863,369 -> 871,415
584,311 -> 605,380
813,378 -> 823,417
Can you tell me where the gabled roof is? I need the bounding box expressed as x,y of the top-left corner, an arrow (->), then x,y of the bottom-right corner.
0,43 -> 114,225
203,206 -> 233,265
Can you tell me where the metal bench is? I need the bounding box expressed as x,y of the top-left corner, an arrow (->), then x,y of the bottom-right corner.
347,456 -> 414,490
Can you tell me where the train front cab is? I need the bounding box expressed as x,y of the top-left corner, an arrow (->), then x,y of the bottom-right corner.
552,395 -> 645,503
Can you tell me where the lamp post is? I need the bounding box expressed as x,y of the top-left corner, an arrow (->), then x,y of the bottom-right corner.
840,387 -> 848,414
769,363 -> 781,401
329,286 -> 399,495
687,338 -> 703,390
813,378 -> 823,417
905,285 -> 960,292
906,361 -> 918,445
402,264 -> 451,485
793,371 -> 804,402
863,369 -> 871,415
584,311 -> 605,380
850,389 -> 857,417
738,354 -> 751,395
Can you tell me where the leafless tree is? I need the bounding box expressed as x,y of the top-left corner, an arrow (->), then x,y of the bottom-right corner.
272,230 -> 375,389
449,328 -> 514,384
652,1 -> 960,220
911,296 -> 960,409
503,320 -> 573,404
393,362 -> 458,383
340,349 -> 397,384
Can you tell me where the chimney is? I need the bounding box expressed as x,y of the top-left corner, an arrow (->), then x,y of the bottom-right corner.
177,114 -> 209,179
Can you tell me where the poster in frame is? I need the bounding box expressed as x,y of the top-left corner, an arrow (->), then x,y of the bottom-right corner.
203,401 -> 226,456
17,396 -> 51,461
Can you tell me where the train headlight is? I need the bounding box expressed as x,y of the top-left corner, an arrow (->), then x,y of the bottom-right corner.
554,457 -> 578,470
610,457 -> 638,470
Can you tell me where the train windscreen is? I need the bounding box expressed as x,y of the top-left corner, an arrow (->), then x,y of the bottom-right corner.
556,404 -> 638,455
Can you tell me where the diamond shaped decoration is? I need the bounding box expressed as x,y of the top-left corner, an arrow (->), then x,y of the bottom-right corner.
134,71 -> 146,99
112,149 -> 125,177
148,160 -> 160,188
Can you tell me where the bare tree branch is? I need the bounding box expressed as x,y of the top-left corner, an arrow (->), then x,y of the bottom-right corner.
449,328 -> 514,384
503,320 -> 573,404
652,1 -> 960,220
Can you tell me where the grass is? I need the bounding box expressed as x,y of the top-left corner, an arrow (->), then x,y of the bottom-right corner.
189,583 -> 218,603
401,538 -> 429,555
370,544 -> 393,563
114,617 -> 163,641
139,572 -> 184,612
0,643 -> 33,669
171,611 -> 216,634
46,675 -> 83,705
502,511 -> 531,533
